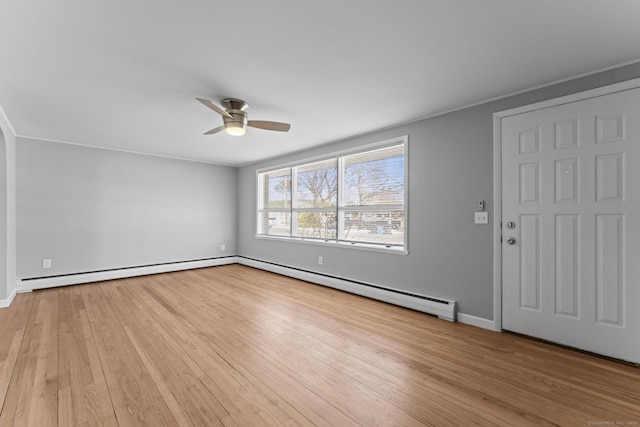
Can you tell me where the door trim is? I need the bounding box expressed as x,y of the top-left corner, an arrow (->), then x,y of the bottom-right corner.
492,77 -> 640,332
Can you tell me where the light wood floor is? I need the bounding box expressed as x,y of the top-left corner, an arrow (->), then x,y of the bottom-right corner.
0,265 -> 638,426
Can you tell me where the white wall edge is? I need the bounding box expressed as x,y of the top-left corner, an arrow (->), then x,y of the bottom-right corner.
0,104 -> 18,308
16,257 -> 238,292
0,105 -> 17,136
492,113 -> 503,332
457,313 -> 496,331
237,257 -> 457,321
0,287 -> 16,308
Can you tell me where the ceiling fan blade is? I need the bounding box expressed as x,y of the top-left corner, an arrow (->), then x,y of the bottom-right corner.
203,125 -> 225,135
247,120 -> 291,132
196,98 -> 233,119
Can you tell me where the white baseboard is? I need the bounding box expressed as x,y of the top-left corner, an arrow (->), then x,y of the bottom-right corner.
238,257 -> 457,321
457,312 -> 496,331
0,288 -> 16,308
17,257 -> 238,293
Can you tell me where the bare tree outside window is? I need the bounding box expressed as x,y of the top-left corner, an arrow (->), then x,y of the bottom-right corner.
295,159 -> 337,239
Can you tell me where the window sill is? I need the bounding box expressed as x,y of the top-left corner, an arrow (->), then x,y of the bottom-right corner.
255,234 -> 409,255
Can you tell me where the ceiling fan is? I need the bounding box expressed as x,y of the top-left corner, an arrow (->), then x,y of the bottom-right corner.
196,98 -> 291,136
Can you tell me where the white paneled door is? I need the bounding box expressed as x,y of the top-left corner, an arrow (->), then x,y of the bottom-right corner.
501,87 -> 640,364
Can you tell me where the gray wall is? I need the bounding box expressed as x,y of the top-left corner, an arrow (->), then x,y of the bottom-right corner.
11,62 -> 640,317
238,62 -> 640,320
17,138 -> 237,278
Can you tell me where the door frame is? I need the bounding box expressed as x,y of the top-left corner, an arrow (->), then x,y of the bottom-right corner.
492,77 -> 640,332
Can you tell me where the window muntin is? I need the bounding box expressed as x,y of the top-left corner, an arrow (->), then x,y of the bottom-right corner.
257,138 -> 406,251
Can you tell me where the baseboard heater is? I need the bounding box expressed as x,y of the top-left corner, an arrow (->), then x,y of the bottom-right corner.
15,256 -> 456,321
237,257 -> 457,321
17,256 -> 238,292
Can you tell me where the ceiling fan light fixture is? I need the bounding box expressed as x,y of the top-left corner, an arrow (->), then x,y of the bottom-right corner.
225,122 -> 246,136
197,97 -> 290,137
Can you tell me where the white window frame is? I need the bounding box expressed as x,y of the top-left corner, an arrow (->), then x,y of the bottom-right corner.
256,136 -> 408,254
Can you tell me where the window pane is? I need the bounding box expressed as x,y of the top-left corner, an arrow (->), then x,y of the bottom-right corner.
295,159 -> 337,208
294,212 -> 337,240
260,168 -> 291,209
343,145 -> 404,207
258,211 -> 291,237
339,210 -> 404,246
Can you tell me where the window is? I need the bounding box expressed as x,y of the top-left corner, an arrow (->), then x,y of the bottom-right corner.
257,137 -> 407,252
257,167 -> 291,237
294,158 -> 338,240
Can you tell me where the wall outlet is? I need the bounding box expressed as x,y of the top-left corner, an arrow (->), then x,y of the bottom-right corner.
42,259 -> 52,268
220,244 -> 226,251
318,256 -> 323,265
474,212 -> 489,224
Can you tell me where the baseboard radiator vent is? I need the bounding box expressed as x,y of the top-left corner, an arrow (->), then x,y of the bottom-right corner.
238,257 -> 457,321
17,256 -> 238,293
14,256 -> 456,321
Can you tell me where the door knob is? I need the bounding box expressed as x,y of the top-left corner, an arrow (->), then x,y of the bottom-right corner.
506,237 -> 516,245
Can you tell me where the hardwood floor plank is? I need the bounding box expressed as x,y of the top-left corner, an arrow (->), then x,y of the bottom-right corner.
181,267 -> 557,426
0,297 -> 40,426
58,286 -> 118,427
102,280 -> 229,426
28,289 -> 59,427
119,281 -> 274,425
233,266 -> 640,424
157,270 -> 389,426
0,292 -> 34,418
0,265 -> 638,426
0,290 -> 57,427
176,270 -> 453,425
123,275 -> 328,426
81,283 -> 177,426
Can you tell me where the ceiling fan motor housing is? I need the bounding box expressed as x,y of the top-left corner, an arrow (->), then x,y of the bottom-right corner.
222,110 -> 248,127
221,98 -> 249,132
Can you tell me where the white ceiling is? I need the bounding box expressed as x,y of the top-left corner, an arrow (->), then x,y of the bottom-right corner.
1,1 -> 640,166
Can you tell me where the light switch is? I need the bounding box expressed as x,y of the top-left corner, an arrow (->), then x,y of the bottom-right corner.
474,212 -> 489,224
